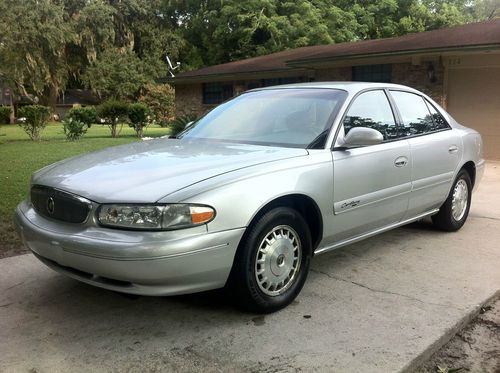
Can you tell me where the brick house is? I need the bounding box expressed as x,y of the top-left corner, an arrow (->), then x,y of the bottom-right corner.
170,19 -> 500,159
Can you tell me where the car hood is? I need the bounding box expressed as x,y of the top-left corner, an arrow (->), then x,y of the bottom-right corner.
32,139 -> 308,203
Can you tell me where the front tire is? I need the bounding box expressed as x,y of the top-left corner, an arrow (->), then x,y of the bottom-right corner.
432,169 -> 472,232
229,207 -> 312,313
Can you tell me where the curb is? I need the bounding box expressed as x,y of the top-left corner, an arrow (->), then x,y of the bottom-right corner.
402,289 -> 500,372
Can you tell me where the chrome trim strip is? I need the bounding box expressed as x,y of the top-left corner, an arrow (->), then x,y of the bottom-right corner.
411,172 -> 454,192
314,209 -> 439,255
61,243 -> 230,261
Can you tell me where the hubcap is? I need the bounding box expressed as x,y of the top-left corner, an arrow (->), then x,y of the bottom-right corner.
254,225 -> 302,296
451,179 -> 469,221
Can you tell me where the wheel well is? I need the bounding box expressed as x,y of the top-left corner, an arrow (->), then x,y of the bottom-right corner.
461,161 -> 476,187
248,194 -> 323,251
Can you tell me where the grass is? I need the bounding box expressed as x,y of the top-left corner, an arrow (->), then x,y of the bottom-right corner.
0,122 -> 170,257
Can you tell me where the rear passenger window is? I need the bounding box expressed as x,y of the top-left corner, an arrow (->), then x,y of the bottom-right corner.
424,99 -> 450,131
391,91 -> 437,136
343,90 -> 398,141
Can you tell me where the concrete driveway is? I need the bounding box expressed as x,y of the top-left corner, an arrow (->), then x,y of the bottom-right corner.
1,163 -> 499,373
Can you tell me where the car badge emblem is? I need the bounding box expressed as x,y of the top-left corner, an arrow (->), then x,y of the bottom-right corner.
47,197 -> 55,214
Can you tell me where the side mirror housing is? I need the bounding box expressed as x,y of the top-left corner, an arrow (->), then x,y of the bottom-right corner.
341,127 -> 383,147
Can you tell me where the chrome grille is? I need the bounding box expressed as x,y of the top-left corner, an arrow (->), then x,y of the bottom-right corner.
31,185 -> 91,223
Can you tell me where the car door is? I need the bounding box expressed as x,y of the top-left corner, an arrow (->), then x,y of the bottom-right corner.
389,90 -> 461,218
330,89 -> 412,243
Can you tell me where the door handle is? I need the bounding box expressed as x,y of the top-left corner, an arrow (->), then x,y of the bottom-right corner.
448,145 -> 459,153
394,156 -> 408,167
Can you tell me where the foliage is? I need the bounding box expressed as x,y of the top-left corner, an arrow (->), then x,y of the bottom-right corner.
0,0 -> 495,107
62,118 -> 88,141
138,84 -> 175,127
84,48 -> 159,100
0,106 -> 12,124
0,0 -> 181,108
170,114 -> 198,137
96,100 -> 130,138
128,103 -> 150,138
67,106 -> 97,128
0,0 -> 72,109
169,0 -> 487,69
17,105 -> 51,141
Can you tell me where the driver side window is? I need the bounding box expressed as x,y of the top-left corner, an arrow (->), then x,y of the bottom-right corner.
343,90 -> 398,141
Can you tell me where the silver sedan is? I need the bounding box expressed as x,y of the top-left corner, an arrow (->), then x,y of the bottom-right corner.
15,82 -> 484,313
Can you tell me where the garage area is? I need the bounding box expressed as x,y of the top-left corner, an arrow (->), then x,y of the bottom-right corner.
446,55 -> 500,159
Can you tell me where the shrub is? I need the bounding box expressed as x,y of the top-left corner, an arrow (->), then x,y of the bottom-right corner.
170,114 -> 197,137
62,118 -> 88,141
96,100 -> 129,138
128,103 -> 150,138
17,105 -> 51,141
0,106 -> 12,124
138,84 -> 174,127
67,106 -> 97,128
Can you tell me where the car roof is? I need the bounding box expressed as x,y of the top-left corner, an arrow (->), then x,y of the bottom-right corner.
254,81 -> 421,95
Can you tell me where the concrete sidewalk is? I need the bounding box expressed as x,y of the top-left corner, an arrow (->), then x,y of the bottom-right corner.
1,163 -> 499,372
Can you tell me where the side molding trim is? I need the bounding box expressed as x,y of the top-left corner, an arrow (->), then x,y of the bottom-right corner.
314,209 -> 439,255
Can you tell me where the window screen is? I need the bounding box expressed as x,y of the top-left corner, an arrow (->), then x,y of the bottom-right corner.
203,83 -> 234,105
352,64 -> 392,83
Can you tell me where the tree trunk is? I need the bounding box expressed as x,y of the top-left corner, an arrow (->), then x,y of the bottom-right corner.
9,91 -> 14,124
41,84 -> 58,114
48,85 -> 57,114
111,122 -> 117,138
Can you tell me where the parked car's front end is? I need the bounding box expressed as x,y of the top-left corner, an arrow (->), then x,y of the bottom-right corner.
14,139 -> 311,296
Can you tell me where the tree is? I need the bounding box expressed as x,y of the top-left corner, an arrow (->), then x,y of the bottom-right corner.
0,0 -> 181,109
166,0 -> 486,69
128,103 -> 150,138
17,105 -> 51,141
168,0 -> 359,69
138,84 -> 175,127
0,107 -> 11,124
62,118 -> 88,141
0,0 -> 492,108
0,0 -> 73,109
84,48 -> 155,100
96,100 -> 129,138
80,0 -> 183,100
67,106 -> 97,128
472,0 -> 500,20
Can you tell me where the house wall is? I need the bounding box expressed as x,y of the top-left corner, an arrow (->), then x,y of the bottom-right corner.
174,62 -> 446,118
175,83 -> 210,117
391,62 -> 445,105
314,67 -> 352,81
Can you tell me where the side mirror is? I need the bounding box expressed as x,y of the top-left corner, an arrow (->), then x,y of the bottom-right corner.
342,127 -> 383,147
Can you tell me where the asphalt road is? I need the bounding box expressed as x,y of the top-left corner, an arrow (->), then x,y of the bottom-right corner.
1,163 -> 499,372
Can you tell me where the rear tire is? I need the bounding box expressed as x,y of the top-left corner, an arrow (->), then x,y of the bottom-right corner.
432,169 -> 472,232
228,207 -> 312,313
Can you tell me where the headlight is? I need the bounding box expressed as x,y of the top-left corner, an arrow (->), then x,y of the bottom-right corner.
97,204 -> 215,230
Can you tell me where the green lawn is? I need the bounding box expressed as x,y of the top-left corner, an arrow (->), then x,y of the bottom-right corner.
0,122 -> 170,257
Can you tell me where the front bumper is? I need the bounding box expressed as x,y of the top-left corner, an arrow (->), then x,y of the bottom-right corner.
14,200 -> 245,296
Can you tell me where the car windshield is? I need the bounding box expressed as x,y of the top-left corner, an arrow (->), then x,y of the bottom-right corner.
178,88 -> 347,148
